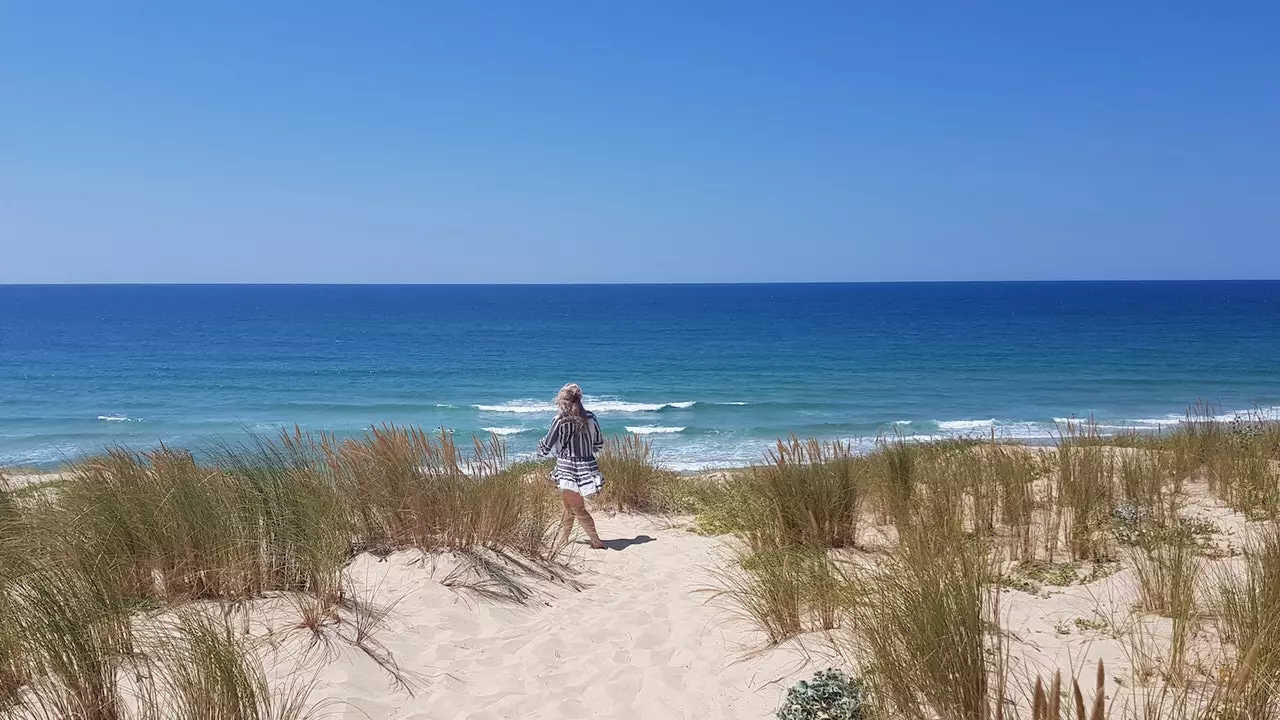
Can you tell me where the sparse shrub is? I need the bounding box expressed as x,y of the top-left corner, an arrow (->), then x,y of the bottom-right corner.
776,669 -> 869,720
0,427 -> 567,718
1057,427 -> 1116,561
1115,504 -> 1218,553
715,547 -> 854,645
989,446 -> 1040,559
150,610 -> 327,720
1129,519 -> 1199,680
1216,526 -> 1280,717
1,539 -> 28,710
879,438 -> 917,527
1131,534 -> 1198,617
661,473 -> 737,531
1119,451 -> 1174,520
857,522 -> 997,720
1000,559 -> 1089,594
1209,449 -> 1279,520
4,555 -> 137,720
737,437 -> 866,551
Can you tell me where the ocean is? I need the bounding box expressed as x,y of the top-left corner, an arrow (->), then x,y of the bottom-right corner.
1,282 -> 1278,470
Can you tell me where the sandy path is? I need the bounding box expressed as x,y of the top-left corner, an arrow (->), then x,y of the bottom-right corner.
291,515 -> 821,720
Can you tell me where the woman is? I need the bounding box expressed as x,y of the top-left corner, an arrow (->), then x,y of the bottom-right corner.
537,383 -> 607,550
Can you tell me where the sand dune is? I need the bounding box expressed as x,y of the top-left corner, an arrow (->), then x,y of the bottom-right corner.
261,515 -> 822,720
248,478 -> 1259,719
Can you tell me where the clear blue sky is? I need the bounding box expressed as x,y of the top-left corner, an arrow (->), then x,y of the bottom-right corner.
1,3 -> 1277,283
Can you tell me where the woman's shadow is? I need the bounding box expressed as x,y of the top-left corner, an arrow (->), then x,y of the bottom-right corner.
600,535 -> 657,551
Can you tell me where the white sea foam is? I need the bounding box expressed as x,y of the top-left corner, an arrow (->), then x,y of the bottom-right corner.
474,401 -> 552,414
474,397 -> 697,414
917,419 -> 1060,442
1050,414 -> 1171,427
661,460 -> 742,473
892,420 -> 913,426
482,426 -> 528,436
1202,406 -> 1280,423
936,419 -> 996,430
1049,406 -> 1280,429
1125,416 -> 1186,427
877,433 -> 951,445
97,415 -> 136,422
625,426 -> 686,435
986,422 -> 1055,440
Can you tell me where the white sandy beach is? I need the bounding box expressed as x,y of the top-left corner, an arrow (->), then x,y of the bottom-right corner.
248,514 -> 824,720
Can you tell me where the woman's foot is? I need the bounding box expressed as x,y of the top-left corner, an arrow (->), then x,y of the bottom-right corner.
590,540 -> 607,550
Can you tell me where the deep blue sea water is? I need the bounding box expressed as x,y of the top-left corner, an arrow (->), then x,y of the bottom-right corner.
1,282 -> 1278,470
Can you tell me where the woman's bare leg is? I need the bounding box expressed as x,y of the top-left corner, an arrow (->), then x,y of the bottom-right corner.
561,490 -> 605,549
556,492 -> 576,549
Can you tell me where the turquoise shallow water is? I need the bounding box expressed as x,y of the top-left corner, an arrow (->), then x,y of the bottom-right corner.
1,282 -> 1278,470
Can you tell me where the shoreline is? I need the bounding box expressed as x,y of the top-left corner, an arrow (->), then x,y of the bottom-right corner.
0,419 -> 1230,476
5,400 -> 1280,472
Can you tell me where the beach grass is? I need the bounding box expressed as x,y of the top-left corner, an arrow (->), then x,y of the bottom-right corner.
695,438 -> 866,644
735,436 -> 866,552
712,546 -> 854,645
595,435 -> 681,514
695,411 -> 1279,718
5,407 -> 1280,718
990,443 -> 1040,559
857,520 -> 998,720
32,426 -> 564,607
0,425 -> 566,719
1214,525 -> 1280,716
148,610 -> 326,720
1056,424 -> 1118,562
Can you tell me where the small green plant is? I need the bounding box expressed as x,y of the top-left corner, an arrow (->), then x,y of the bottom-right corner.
662,474 -> 746,535
1073,615 -> 1112,633
776,669 -> 869,720
999,559 -> 1092,595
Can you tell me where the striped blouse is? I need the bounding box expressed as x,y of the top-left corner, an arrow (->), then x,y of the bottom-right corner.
537,412 -> 605,459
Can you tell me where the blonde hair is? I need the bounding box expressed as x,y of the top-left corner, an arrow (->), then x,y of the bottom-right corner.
555,383 -> 588,424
